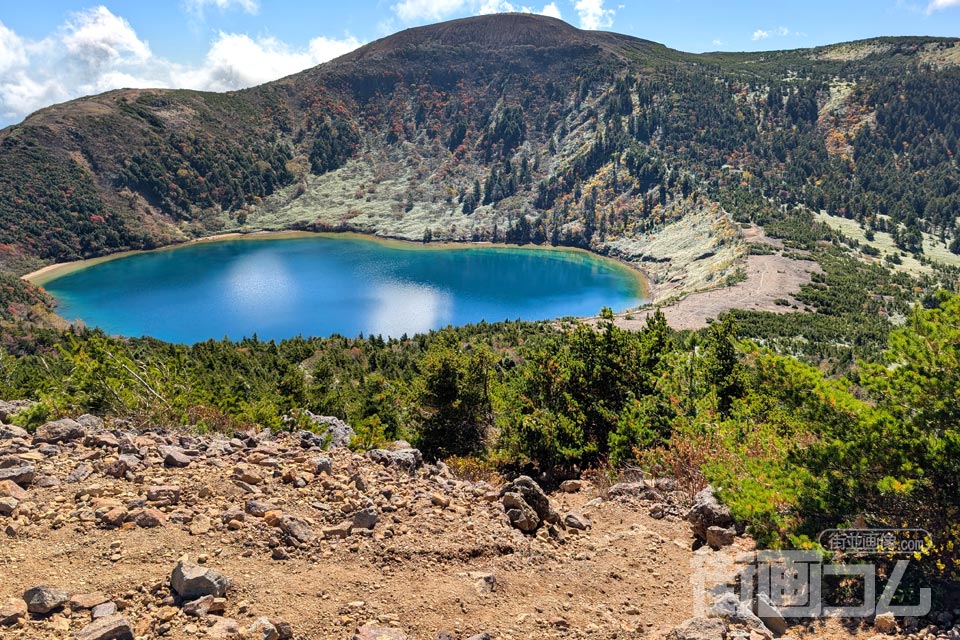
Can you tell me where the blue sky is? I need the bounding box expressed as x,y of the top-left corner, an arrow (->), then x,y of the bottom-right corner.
1,0 -> 959,127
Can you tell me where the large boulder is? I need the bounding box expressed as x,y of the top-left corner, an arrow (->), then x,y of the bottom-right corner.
300,413 -> 355,449
367,447 -> 423,472
686,485 -> 734,542
170,559 -> 231,600
33,418 -> 84,444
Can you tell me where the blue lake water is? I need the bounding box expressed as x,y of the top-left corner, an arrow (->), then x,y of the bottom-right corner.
42,235 -> 647,343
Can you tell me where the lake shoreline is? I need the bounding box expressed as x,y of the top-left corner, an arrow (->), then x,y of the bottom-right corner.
23,230 -> 652,301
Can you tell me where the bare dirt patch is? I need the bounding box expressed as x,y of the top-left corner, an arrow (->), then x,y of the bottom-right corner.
609,253 -> 821,331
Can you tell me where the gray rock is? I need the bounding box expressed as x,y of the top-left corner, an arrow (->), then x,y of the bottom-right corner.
607,482 -> 664,501
756,593 -> 788,635
564,512 -> 592,530
465,634 -> 493,640
33,418 -> 84,444
302,413 -> 355,449
706,525 -> 736,549
351,507 -> 379,531
709,592 -> 763,629
245,498 -> 279,517
170,559 -> 231,600
500,476 -> 559,526
367,448 -> 423,472
182,595 -> 215,617
160,446 -> 191,468
687,485 -> 733,541
72,614 -> 133,640
279,516 -> 316,544
0,496 -> 18,515
23,585 -> 69,614
0,424 -> 29,440
502,492 -> 539,532
91,601 -> 118,619
66,463 -> 94,484
76,414 -> 105,430
248,617 -> 280,640
146,486 -> 181,505
309,456 -> 333,476
0,464 -> 35,487
666,617 -> 726,640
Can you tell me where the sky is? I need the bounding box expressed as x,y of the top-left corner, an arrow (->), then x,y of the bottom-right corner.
1,1 -> 959,128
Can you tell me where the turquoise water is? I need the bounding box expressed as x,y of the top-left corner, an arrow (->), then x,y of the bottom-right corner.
43,236 -> 647,343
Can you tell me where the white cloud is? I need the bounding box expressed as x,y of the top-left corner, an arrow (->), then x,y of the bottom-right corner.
927,0 -> 960,11
712,39 -> 723,47
575,0 -> 614,30
0,6 -> 361,126
393,0 -> 562,22
184,0 -> 260,16
540,2 -> 562,19
752,26 -> 792,41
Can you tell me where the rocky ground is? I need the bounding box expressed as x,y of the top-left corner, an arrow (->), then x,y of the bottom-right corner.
1,411 -> 958,640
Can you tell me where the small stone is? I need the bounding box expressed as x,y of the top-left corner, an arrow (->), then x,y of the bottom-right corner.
134,508 -> 166,528
182,595 -> 214,617
0,479 -> 27,500
264,510 -> 283,526
564,512 -> 592,530
271,547 -> 289,561
161,447 -> 191,468
91,602 -> 118,619
189,514 -> 212,536
146,486 -> 181,505
667,617 -> 726,640
248,617 -> 280,640
100,507 -> 128,529
245,498 -> 279,517
430,493 -> 451,509
0,597 -> 27,626
0,496 -> 17,516
69,593 -> 110,610
874,612 -> 899,635
206,616 -> 241,639
705,525 -> 736,550
65,463 -> 94,484
23,585 -> 69,614
72,614 -> 133,640
280,516 -> 316,544
560,479 -> 582,493
351,507 -> 379,530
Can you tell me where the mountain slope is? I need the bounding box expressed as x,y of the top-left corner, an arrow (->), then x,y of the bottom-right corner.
2,14 -> 959,297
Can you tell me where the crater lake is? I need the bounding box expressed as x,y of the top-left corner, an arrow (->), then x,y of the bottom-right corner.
36,234 -> 649,343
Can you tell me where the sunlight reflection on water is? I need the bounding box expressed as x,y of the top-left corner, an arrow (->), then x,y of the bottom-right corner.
368,280 -> 451,337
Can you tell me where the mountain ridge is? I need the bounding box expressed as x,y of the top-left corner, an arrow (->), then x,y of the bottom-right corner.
2,14 -> 959,302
